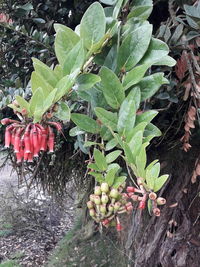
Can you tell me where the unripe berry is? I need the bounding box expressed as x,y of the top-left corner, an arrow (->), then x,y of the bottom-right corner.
94,186 -> 101,196
87,201 -> 94,209
149,192 -> 157,200
100,204 -> 107,214
94,195 -> 101,205
89,209 -> 96,217
101,192 -> 109,204
101,182 -> 109,193
114,202 -> 121,211
89,194 -> 95,202
156,197 -> 166,205
109,188 -> 119,199
153,208 -> 161,216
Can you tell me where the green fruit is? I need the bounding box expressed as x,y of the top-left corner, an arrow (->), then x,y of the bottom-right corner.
101,192 -> 109,204
94,186 -> 102,196
94,195 -> 101,205
89,209 -> 96,217
114,202 -> 121,211
100,204 -> 107,214
89,194 -> 95,202
101,182 -> 109,193
87,201 -> 94,209
109,188 -> 119,199
108,204 -> 114,212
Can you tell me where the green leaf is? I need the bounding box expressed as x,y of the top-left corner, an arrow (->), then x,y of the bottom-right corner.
128,130 -> 143,162
105,138 -> 118,151
136,110 -> 158,125
126,86 -> 141,110
80,2 -> 106,50
54,75 -> 75,102
143,123 -> 162,142
41,88 -> 57,115
95,107 -> 118,131
15,96 -> 30,114
106,150 -> 122,163
123,142 -> 135,164
139,73 -> 169,102
84,141 -> 99,147
113,0 -> 123,19
54,65 -> 64,80
147,199 -> 153,215
89,172 -> 104,183
128,0 -> 153,20
123,64 -> 150,90
139,38 -> 169,65
126,122 -> 147,142
30,87 -> 45,114
117,23 -> 152,71
154,175 -> 169,192
71,113 -> 101,134
54,102 -> 70,121
69,126 -> 85,136
117,98 -> 136,134
31,71 -> 54,95
136,143 -> 148,177
105,167 -> 118,186
154,55 -> 176,67
100,0 -> 117,5
54,24 -> 80,66
32,58 -> 58,87
99,66 -> 125,109
88,163 -> 101,171
112,176 -> 126,188
63,40 -> 85,76
76,73 -> 101,90
145,162 -> 160,189
94,149 -> 108,171
100,126 -> 113,141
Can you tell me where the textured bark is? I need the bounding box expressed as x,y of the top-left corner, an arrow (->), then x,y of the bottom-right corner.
125,147 -> 200,267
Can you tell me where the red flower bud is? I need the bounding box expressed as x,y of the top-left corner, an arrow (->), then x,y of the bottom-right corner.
149,192 -> 157,200
153,208 -> 161,216
156,197 -> 166,205
116,223 -> 122,231
126,186 -> 136,193
138,200 -> 146,210
102,218 -> 110,226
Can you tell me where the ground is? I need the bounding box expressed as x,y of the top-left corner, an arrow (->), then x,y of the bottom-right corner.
0,152 -> 74,267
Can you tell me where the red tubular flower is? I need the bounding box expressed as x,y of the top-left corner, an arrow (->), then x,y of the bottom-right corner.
14,128 -> 23,153
24,151 -> 29,161
32,125 -> 39,157
5,128 -> 11,148
40,128 -> 48,151
27,152 -> 33,162
126,186 -> 136,193
138,200 -> 146,210
102,219 -> 110,226
16,152 -> 23,163
47,126 -> 55,152
116,223 -> 122,231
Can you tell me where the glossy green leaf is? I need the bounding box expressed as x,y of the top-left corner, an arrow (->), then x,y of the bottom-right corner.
154,56 -> 176,67
117,23 -> 152,71
123,64 -> 150,90
32,58 -> 58,87
88,163 -> 101,171
95,107 -> 118,131
143,123 -> 162,142
139,73 -> 169,102
126,86 -> 141,110
99,66 -> 125,109
136,143 -> 148,177
54,75 -> 75,102
105,167 -> 119,186
94,149 -> 108,171
89,172 -> 104,183
117,98 -> 136,134
123,142 -> 135,164
154,175 -> 169,192
30,87 -> 45,114
112,176 -> 127,188
15,96 -> 30,114
31,71 -> 54,95
69,126 -> 85,137
105,138 -> 118,151
139,38 -> 169,65
54,65 -> 64,80
76,73 -> 101,90
106,150 -> 122,163
128,0 -> 153,20
80,2 -> 106,50
54,24 -> 80,66
145,162 -> 160,189
63,40 -> 85,76
54,102 -> 70,121
126,122 -> 147,142
136,110 -> 158,125
41,88 -> 58,115
71,113 -> 101,134
128,130 -> 143,162
100,0 -> 117,5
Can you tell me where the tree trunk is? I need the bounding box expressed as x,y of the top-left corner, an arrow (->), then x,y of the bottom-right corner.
125,146 -> 200,267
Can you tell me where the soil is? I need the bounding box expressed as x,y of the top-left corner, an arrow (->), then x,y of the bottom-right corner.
0,152 -> 75,267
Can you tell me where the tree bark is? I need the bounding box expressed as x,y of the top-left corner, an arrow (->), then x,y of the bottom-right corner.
125,147 -> 200,267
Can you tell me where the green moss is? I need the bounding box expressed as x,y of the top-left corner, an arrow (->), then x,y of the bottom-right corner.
47,217 -> 127,267
0,260 -> 20,267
